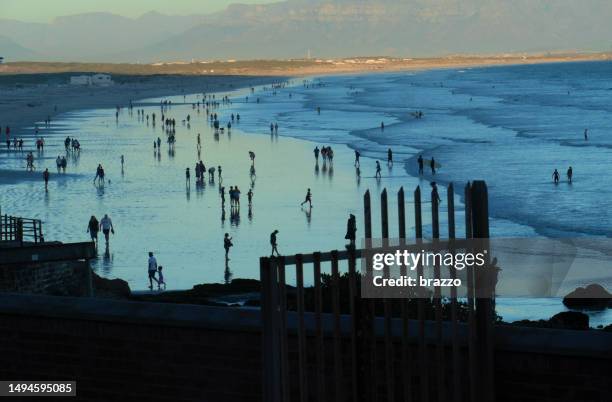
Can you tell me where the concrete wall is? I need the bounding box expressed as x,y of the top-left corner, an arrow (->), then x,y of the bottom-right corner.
0,294 -> 609,402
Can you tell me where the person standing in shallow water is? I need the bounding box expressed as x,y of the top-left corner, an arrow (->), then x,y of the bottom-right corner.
431,182 -> 441,204
567,166 -> 573,183
552,169 -> 560,184
375,161 -> 382,179
354,150 -> 360,167
43,168 -> 50,191
387,148 -> 393,166
417,155 -> 424,175
224,233 -> 233,260
87,215 -> 99,246
430,157 -> 436,175
100,214 -> 114,247
270,230 -> 280,256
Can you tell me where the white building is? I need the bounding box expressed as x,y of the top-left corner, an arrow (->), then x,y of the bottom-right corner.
70,74 -> 113,86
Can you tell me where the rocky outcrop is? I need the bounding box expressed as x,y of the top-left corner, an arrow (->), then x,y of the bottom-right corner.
549,312 -> 590,331
92,272 -> 131,299
562,284 -> 611,310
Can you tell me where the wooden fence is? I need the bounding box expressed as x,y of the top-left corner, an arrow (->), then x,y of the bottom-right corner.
0,208 -> 44,245
260,180 -> 495,402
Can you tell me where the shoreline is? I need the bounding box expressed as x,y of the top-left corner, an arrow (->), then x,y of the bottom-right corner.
2,51 -> 611,141
0,75 -> 285,137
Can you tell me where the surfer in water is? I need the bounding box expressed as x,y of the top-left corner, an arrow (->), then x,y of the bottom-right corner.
552,169 -> 560,184
584,129 -> 588,141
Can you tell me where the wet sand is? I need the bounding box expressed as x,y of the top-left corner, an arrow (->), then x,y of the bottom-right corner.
0,75 -> 283,136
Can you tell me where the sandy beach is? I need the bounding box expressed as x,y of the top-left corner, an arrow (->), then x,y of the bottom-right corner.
0,74 -> 283,134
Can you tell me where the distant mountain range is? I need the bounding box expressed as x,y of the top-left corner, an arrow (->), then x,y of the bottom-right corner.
1,0 -> 611,62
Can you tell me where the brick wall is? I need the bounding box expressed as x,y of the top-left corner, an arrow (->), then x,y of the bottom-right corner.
0,260 -> 90,296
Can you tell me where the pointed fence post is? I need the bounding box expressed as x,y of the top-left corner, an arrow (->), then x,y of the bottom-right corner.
470,181 -> 495,402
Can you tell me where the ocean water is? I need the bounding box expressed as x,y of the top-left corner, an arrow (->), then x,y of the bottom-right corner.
1,61 -> 611,325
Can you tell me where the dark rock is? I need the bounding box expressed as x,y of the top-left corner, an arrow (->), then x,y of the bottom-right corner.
549,311 -> 589,330
562,284 -> 611,310
129,279 -> 262,306
93,272 -> 131,299
508,311 -> 590,330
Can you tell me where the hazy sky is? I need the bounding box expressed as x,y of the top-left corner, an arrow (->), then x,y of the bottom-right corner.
0,0 -> 277,22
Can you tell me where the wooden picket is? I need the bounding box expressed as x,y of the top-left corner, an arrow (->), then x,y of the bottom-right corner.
261,181 -> 494,402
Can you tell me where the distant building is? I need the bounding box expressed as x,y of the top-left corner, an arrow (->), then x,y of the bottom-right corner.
70,74 -> 113,86
0,56 -> 4,64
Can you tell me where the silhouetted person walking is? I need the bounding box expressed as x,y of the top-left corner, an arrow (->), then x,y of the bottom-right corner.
270,230 -> 280,256
148,252 -> 159,290
87,215 -> 99,246
301,188 -> 312,208
100,214 -> 114,247
567,166 -> 573,183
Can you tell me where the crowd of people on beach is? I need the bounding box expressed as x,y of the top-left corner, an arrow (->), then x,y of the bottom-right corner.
7,78 -> 590,293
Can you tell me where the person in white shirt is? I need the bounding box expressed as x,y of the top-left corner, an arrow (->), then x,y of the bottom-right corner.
148,252 -> 159,290
99,214 -> 114,246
